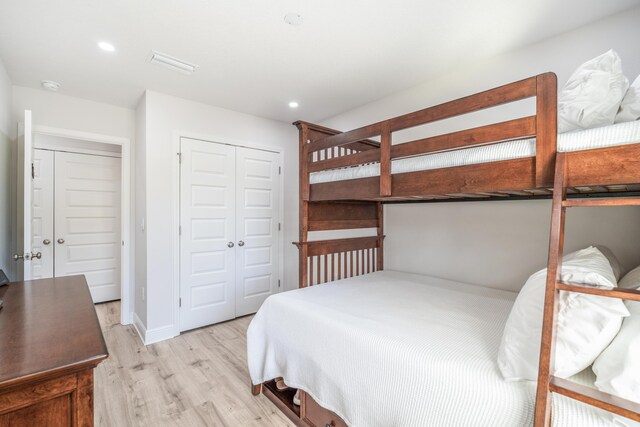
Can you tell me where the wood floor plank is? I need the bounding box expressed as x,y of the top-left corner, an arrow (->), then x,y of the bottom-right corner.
94,302 -> 293,427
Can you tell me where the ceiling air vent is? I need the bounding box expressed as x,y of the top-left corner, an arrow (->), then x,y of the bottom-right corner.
149,51 -> 198,75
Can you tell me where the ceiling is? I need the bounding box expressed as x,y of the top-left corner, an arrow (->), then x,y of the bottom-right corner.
0,0 -> 638,123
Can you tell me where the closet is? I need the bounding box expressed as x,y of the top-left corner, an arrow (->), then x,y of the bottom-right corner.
179,137 -> 281,331
31,148 -> 122,303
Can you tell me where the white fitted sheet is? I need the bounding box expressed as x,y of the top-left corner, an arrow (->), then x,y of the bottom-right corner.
309,120 -> 640,184
247,271 -> 624,427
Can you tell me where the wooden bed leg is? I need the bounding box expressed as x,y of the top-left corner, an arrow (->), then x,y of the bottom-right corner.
251,383 -> 262,396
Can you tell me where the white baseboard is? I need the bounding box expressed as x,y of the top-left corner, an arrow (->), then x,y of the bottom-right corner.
132,312 -> 177,345
132,312 -> 147,344
144,324 -> 177,345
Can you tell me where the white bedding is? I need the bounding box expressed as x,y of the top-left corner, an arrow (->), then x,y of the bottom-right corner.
247,271 -> 622,427
309,120 -> 640,184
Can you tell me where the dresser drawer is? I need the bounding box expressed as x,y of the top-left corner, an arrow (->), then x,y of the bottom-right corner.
300,391 -> 348,427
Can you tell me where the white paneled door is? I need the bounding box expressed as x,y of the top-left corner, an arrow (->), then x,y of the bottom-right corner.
235,147 -> 280,317
180,139 -> 237,331
179,138 -> 280,332
54,152 -> 121,302
31,149 -> 54,280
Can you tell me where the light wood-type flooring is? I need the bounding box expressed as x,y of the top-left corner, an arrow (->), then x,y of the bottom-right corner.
94,301 -> 292,426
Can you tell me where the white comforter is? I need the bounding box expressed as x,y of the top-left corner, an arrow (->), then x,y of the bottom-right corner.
247,271 -> 619,427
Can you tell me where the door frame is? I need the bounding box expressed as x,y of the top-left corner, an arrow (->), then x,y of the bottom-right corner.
173,131 -> 285,337
33,125 -> 132,326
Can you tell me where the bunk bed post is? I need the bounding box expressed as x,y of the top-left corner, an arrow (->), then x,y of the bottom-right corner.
535,72 -> 558,188
299,205 -> 309,288
534,153 -> 567,427
380,124 -> 392,197
377,202 -> 384,270
297,122 -> 310,288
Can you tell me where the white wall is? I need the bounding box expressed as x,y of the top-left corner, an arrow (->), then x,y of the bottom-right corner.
137,90 -> 297,341
12,86 -> 136,138
0,61 -> 11,137
321,6 -> 640,291
10,87 -> 137,303
322,7 -> 640,132
386,202 -> 640,292
0,58 -> 13,279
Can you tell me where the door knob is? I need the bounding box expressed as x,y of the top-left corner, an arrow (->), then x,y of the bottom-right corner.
43,239 -> 51,245
227,242 -> 234,248
31,252 -> 42,259
57,238 -> 65,244
238,240 -> 245,247
13,253 -> 24,261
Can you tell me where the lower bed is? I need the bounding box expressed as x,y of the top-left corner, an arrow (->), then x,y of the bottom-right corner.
247,270 -> 618,427
309,120 -> 640,184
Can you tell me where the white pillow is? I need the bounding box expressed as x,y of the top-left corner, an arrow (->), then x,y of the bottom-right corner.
615,75 -> 640,123
593,299 -> 640,425
596,245 -> 622,281
558,50 -> 629,133
620,265 -> 640,289
498,247 -> 630,381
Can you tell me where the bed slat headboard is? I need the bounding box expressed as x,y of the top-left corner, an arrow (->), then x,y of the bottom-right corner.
295,236 -> 383,287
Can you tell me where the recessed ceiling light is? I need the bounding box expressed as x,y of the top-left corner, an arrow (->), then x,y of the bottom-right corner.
41,80 -> 61,92
98,41 -> 116,52
284,13 -> 303,26
289,101 -> 299,108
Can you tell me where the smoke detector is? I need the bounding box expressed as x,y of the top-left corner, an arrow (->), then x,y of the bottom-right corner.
41,80 -> 61,92
284,13 -> 303,26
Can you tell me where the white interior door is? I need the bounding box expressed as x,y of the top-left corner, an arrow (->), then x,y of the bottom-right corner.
31,149 -> 54,279
180,138 -> 236,331
16,110 -> 33,280
235,147 -> 280,317
54,152 -> 121,302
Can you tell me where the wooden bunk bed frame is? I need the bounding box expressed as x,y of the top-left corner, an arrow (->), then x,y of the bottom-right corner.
252,72 -> 640,427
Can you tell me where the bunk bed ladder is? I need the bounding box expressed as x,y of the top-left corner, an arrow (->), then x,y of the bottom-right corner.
534,152 -> 640,426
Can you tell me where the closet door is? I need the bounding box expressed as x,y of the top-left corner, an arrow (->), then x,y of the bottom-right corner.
235,147 -> 280,317
54,152 -> 121,303
31,149 -> 54,279
179,138 -> 236,332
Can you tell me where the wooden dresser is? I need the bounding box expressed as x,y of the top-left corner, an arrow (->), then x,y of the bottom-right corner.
0,276 -> 108,426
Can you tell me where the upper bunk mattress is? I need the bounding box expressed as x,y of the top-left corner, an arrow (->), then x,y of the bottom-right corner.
309,120 -> 640,184
247,270 -> 625,427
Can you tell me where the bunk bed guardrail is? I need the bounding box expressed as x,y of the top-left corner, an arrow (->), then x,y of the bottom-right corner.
300,72 -> 557,200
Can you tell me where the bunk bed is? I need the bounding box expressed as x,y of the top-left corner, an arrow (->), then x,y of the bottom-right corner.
248,72 -> 640,427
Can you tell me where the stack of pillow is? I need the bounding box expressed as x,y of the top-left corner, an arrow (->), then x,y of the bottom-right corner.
497,246 -> 640,424
558,49 -> 640,133
593,264 -> 640,426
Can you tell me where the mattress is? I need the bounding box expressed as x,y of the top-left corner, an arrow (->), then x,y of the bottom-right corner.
247,271 -> 627,427
309,120 -> 640,184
